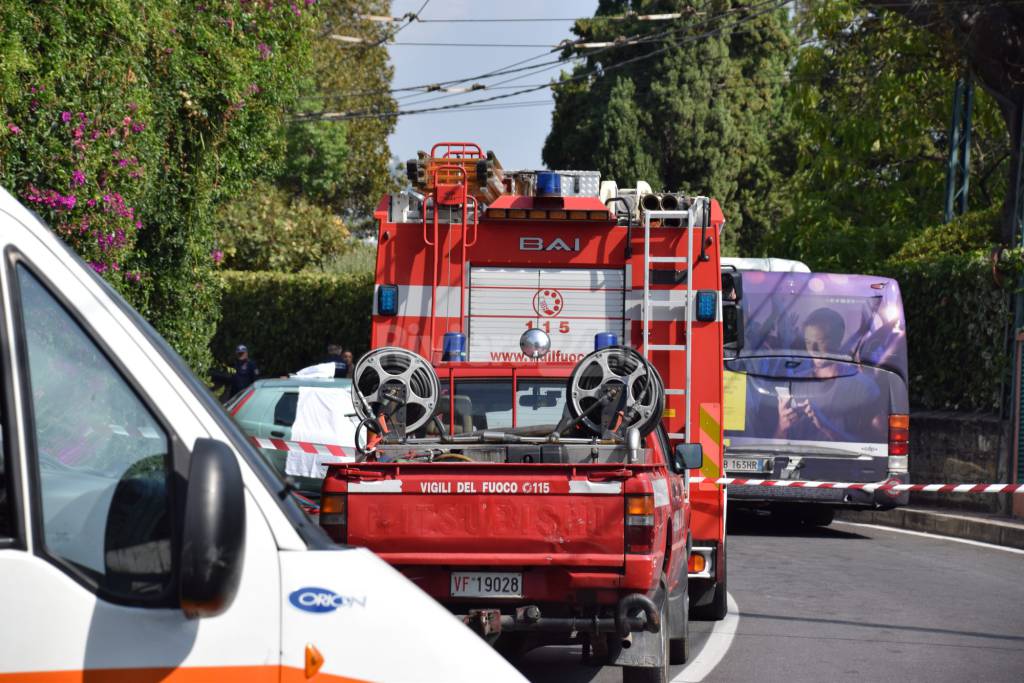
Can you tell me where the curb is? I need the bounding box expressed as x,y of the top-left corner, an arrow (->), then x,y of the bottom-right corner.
835,507 -> 1024,550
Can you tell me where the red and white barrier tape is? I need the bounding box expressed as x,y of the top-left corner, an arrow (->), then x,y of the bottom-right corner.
249,436 -> 356,460
692,477 -> 1024,494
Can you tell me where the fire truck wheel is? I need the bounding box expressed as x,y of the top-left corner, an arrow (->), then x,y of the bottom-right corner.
622,579 -> 670,683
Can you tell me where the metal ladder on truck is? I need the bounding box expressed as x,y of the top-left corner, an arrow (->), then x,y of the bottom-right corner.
640,198 -> 710,445
420,143 -> 480,359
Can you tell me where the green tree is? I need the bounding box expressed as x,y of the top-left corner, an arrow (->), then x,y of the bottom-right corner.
593,77 -> 661,187
306,0 -> 398,221
768,1 -> 1008,272
544,0 -> 794,254
865,1 -> 1024,246
0,1 -> 317,372
214,180 -> 350,272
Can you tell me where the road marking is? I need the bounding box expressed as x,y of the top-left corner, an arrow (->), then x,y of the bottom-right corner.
834,521 -> 1024,555
671,593 -> 740,683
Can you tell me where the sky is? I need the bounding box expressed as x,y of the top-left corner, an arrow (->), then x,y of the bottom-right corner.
383,0 -> 599,171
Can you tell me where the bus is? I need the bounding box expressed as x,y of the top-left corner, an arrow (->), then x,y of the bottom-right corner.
722,270 -> 909,525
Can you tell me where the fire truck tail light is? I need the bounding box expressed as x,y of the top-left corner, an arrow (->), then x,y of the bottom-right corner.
625,493 -> 655,554
319,494 -> 347,543
377,285 -> 399,316
695,290 -> 717,322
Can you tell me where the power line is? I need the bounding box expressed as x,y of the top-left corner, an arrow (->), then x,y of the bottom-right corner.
383,0 -> 789,109
295,0 -> 789,123
320,0 -> 783,103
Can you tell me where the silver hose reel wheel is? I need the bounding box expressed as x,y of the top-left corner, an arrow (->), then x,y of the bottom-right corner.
567,346 -> 665,437
352,347 -> 439,433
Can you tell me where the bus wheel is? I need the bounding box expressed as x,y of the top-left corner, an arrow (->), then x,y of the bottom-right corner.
804,507 -> 835,527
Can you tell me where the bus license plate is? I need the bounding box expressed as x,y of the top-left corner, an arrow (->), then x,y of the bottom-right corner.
450,572 -> 523,598
724,457 -> 769,473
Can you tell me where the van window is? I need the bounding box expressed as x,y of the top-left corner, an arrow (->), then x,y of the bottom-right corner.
17,266 -> 173,600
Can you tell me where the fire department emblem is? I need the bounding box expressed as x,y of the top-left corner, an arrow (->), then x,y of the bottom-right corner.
532,289 -> 564,317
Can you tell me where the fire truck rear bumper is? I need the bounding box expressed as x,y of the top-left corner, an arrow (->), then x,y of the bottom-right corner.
457,594 -> 660,639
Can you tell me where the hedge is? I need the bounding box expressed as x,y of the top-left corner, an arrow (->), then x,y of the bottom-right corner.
882,252 -> 1015,413
213,270 -> 374,377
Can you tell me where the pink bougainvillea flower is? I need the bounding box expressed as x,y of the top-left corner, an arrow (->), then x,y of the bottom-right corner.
60,111 -> 72,123
258,42 -> 271,60
131,122 -> 144,133
211,249 -> 224,264
6,123 -> 21,135
71,170 -> 86,187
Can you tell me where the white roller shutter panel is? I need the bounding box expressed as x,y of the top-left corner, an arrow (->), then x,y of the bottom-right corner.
468,267 -> 626,362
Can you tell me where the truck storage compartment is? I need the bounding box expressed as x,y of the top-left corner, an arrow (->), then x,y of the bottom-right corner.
337,465 -> 627,564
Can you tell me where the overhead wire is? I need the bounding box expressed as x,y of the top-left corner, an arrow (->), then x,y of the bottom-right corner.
317,0 -> 781,102
294,0 -> 789,121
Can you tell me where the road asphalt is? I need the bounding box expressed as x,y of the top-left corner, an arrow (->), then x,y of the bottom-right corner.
516,510 -> 1024,683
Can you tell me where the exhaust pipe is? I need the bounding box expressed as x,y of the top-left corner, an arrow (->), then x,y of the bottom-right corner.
640,193 -> 662,211
615,593 -> 660,638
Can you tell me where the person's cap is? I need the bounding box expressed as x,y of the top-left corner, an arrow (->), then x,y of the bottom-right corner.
236,344 -> 248,354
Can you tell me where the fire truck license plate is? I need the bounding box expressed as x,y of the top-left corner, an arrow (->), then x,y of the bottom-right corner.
724,457 -> 769,473
450,572 -> 523,598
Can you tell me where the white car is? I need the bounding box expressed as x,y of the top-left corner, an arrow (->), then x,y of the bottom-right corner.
0,187 -> 526,682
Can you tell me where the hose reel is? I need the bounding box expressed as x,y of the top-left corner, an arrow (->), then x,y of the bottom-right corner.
566,346 -> 665,438
352,347 -> 439,444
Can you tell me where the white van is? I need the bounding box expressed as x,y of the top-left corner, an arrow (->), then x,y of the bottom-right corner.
0,188 -> 526,682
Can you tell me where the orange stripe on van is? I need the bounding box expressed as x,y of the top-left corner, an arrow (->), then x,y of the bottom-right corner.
0,666 -> 368,683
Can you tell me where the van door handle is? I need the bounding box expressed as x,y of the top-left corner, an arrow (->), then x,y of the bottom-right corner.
271,430 -> 285,438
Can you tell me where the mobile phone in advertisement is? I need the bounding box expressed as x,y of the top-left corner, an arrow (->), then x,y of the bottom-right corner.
775,386 -> 794,408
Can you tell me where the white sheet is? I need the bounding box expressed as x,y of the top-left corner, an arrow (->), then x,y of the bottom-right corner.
285,386 -> 358,478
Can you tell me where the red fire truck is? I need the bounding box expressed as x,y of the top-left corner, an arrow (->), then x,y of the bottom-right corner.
320,143 -> 728,679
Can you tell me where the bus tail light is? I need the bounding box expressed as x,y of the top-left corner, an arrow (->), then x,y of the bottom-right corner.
888,414 -> 909,471
319,494 -> 347,543
625,494 -> 655,554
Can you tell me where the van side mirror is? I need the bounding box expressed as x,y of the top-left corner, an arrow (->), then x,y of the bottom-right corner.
671,443 -> 704,474
180,438 -> 246,618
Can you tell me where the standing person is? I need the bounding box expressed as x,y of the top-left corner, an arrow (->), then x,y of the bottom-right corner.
230,344 -> 260,396
341,349 -> 355,378
320,343 -> 348,378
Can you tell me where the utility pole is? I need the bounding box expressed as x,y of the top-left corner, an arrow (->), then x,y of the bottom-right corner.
1011,101 -> 1024,513
944,76 -> 974,223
